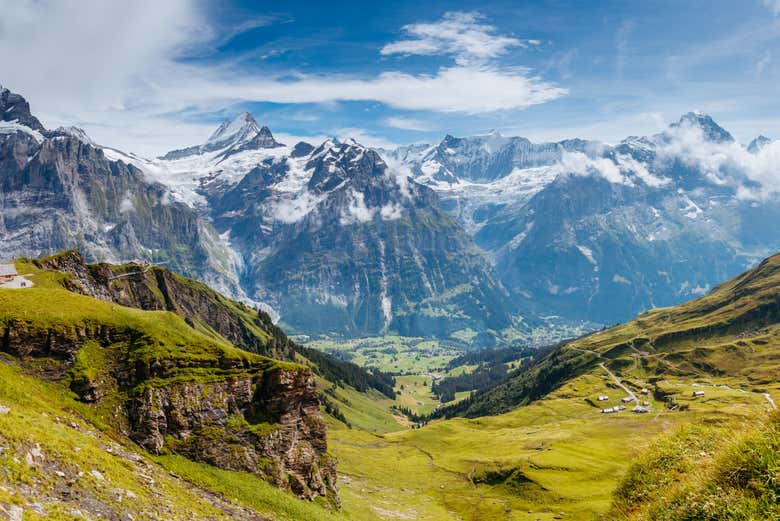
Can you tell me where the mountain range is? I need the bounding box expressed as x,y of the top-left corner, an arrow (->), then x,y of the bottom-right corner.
2,84 -> 778,343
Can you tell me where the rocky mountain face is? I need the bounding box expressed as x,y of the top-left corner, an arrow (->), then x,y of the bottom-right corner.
0,85 -> 515,341
0,86 -> 241,298
1,253 -> 338,503
102,107 -> 516,340
384,131 -> 593,184
387,113 -> 780,326
200,138 -> 516,339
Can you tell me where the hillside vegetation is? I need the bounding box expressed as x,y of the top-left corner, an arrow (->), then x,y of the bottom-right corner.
608,412 -> 780,520
2,250 -> 780,520
445,251 -> 780,418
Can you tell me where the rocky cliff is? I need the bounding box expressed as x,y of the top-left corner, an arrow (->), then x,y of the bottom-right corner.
0,86 -> 242,300
203,139 -> 516,340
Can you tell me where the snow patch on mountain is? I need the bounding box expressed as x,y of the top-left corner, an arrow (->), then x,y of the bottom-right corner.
576,245 -> 597,267
272,190 -> 324,224
0,120 -> 44,143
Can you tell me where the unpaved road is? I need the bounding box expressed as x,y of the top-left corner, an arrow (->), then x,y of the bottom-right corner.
599,363 -> 636,401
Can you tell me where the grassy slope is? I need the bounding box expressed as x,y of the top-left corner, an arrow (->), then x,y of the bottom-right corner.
608,412 -> 780,520
1,261 -> 292,384
330,370 -> 771,521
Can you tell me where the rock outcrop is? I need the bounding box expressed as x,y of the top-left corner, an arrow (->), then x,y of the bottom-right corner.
128,364 -> 337,502
0,86 -> 242,300
33,250 -> 281,356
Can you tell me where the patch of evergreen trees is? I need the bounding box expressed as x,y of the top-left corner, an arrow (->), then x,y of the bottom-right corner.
255,310 -> 396,398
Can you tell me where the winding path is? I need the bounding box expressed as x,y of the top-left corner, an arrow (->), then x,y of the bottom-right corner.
599,363 -> 636,401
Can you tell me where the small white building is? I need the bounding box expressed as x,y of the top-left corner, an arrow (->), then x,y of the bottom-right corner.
0,264 -> 17,282
693,390 -> 705,397
621,396 -> 636,403
640,388 -> 649,395
597,395 -> 609,401
632,406 -> 650,413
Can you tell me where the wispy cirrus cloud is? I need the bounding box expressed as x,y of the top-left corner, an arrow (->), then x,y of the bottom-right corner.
383,117 -> 432,131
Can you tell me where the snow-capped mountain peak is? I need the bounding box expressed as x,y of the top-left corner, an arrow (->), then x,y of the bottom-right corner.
160,112 -> 283,161
53,126 -> 94,145
748,135 -> 772,154
670,112 -> 734,143
206,112 -> 261,147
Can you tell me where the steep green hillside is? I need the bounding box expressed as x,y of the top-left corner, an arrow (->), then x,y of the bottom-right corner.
447,251 -> 780,418
608,412 -> 780,520
0,253 -> 395,519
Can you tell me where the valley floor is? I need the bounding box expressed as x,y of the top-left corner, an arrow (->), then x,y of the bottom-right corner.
326,366 -> 776,521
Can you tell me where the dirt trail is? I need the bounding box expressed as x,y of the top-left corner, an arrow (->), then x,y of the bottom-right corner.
599,363 -> 636,401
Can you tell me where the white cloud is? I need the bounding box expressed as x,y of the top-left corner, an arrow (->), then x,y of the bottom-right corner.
0,2 -> 566,156
119,192 -> 135,214
159,66 -> 566,117
340,189 -> 375,225
383,117 -> 432,131
763,0 -> 780,15
557,151 -> 669,187
380,11 -> 528,66
380,202 -> 404,220
657,123 -> 780,199
557,121 -> 780,198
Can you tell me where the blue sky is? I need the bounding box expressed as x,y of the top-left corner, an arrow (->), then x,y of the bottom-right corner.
1,0 -> 779,155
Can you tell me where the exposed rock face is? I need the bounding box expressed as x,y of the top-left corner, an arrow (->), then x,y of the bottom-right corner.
386,113 -> 780,328
34,250 -> 279,356
0,86 -> 45,131
205,139 -> 516,339
0,87 -> 242,300
129,366 -> 337,502
1,86 -> 519,341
